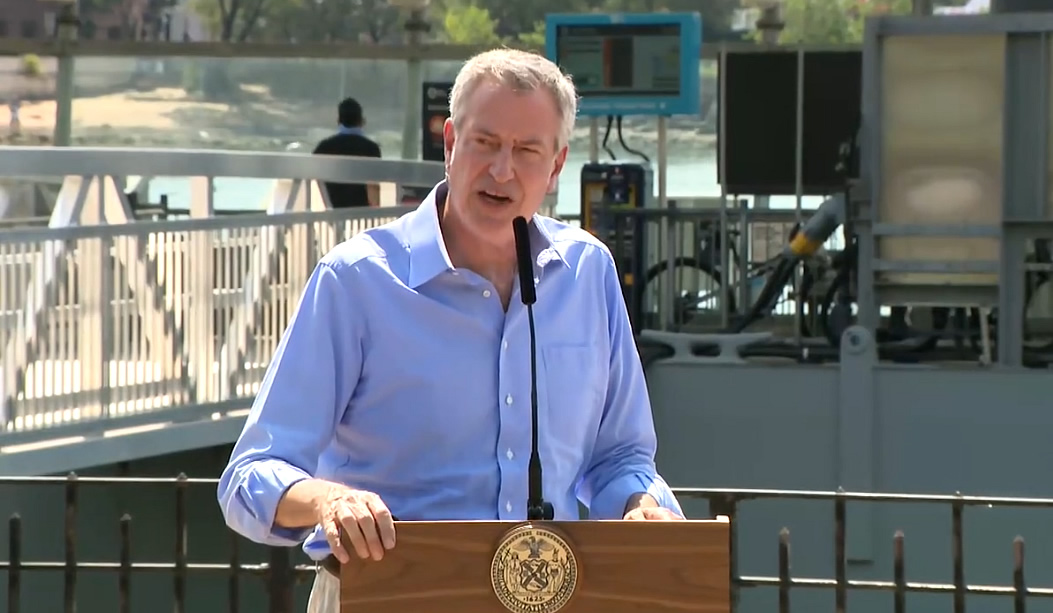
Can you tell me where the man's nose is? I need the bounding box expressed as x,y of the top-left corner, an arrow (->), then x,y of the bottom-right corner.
488,147 -> 514,183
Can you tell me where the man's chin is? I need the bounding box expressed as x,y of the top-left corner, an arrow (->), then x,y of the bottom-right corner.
469,200 -> 521,223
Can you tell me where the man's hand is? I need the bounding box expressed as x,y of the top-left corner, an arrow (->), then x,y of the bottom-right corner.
316,484 -> 396,563
622,492 -> 684,521
624,506 -> 683,520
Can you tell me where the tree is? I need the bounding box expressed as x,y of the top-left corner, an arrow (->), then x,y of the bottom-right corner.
79,0 -> 148,39
443,4 -> 500,45
191,0 -> 287,42
255,0 -> 401,43
516,21 -> 546,48
437,0 -> 739,50
776,0 -> 912,44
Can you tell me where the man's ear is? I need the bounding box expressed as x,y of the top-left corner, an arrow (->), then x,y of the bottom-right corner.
547,145 -> 569,193
443,118 -> 456,170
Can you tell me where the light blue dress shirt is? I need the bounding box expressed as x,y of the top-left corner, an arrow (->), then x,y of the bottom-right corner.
217,182 -> 683,560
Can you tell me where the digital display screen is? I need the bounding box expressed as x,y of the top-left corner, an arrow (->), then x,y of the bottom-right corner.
554,24 -> 682,98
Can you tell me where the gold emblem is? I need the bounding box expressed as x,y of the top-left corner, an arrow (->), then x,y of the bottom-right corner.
491,524 -> 579,613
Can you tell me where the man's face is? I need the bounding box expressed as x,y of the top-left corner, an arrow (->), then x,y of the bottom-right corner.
443,80 -> 568,239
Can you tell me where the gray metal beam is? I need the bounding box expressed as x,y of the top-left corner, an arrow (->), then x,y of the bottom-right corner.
0,146 -> 445,186
0,206 -> 414,244
0,411 -> 249,476
872,13 -> 1053,36
998,33 -> 1050,366
0,400 -> 248,447
857,18 -> 884,334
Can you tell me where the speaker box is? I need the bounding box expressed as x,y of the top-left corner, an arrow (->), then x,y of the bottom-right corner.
719,50 -> 862,196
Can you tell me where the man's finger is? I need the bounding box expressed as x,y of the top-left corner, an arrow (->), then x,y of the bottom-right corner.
323,518 -> 350,564
623,508 -> 642,521
352,503 -> 385,561
636,507 -> 682,521
366,497 -> 396,550
337,504 -> 372,560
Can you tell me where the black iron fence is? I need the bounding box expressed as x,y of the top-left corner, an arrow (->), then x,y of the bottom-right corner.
2,475 -> 1053,613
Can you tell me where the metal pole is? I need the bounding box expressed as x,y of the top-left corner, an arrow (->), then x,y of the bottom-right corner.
911,0 -> 934,15
588,117 -> 599,163
401,8 -> 430,161
53,2 -> 79,147
657,116 -> 674,330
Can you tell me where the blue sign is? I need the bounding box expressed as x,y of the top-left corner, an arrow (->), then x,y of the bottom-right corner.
545,12 -> 702,117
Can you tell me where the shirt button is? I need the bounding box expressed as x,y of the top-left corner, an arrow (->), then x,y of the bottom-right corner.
482,289 -> 492,298
506,500 -> 513,513
506,448 -> 514,460
505,394 -> 513,406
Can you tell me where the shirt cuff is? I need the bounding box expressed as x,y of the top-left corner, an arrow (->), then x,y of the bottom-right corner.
227,460 -> 315,546
589,472 -> 685,520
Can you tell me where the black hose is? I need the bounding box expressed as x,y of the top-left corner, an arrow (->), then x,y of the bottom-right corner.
615,116 -> 651,164
601,116 -> 617,161
729,257 -> 798,334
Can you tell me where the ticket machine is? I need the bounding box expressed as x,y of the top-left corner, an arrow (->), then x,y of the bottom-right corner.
579,162 -> 651,316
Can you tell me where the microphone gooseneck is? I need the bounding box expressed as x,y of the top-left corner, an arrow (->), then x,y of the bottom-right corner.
512,215 -> 554,522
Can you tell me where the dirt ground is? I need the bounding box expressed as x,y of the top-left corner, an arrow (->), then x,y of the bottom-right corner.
4,88 -> 233,131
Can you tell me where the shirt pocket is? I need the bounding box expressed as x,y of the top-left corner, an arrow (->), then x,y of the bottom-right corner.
540,344 -> 607,464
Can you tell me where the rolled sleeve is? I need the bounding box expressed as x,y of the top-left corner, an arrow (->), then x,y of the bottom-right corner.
224,460 -> 314,546
217,260 -> 362,547
589,470 -> 684,520
578,249 -> 684,520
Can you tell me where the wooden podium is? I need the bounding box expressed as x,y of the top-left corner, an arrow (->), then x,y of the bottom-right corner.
340,517 -> 731,613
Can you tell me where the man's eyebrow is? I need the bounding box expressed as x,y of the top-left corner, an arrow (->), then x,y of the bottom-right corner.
473,129 -> 549,149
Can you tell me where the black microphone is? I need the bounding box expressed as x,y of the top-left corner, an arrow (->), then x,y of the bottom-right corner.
512,216 -> 554,522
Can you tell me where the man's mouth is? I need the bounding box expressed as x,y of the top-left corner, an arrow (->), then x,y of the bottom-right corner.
478,190 -> 513,204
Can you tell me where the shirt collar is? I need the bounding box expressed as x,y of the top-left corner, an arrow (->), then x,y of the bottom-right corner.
404,181 -> 569,289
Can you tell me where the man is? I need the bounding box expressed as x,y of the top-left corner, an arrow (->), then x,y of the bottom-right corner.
312,97 -> 381,208
218,48 -> 684,612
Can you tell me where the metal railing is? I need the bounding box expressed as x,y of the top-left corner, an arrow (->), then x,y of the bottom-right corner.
2,476 -> 1052,613
0,474 -> 314,613
4,201 -> 1050,445
0,147 -> 446,228
605,206 -> 1053,365
693,488 -> 1053,613
0,207 -> 411,441
0,205 -> 821,443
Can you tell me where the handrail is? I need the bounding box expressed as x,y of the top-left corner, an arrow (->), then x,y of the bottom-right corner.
0,146 -> 446,186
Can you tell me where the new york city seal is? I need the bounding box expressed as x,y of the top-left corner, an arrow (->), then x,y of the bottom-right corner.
491,524 -> 579,613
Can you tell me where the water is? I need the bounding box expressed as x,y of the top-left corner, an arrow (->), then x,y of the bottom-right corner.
147,152 -> 823,217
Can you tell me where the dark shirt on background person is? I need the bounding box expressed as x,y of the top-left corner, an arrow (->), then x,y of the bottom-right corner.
313,98 -> 382,208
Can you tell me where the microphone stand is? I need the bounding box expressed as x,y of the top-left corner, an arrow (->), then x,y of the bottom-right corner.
512,216 -> 555,522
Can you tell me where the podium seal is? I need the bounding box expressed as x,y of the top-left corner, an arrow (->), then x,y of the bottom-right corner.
491,524 -> 579,613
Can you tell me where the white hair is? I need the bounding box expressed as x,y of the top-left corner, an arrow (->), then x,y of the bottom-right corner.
448,48 -> 579,150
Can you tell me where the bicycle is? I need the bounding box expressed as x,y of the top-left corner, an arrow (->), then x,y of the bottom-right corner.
642,219 -> 831,327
